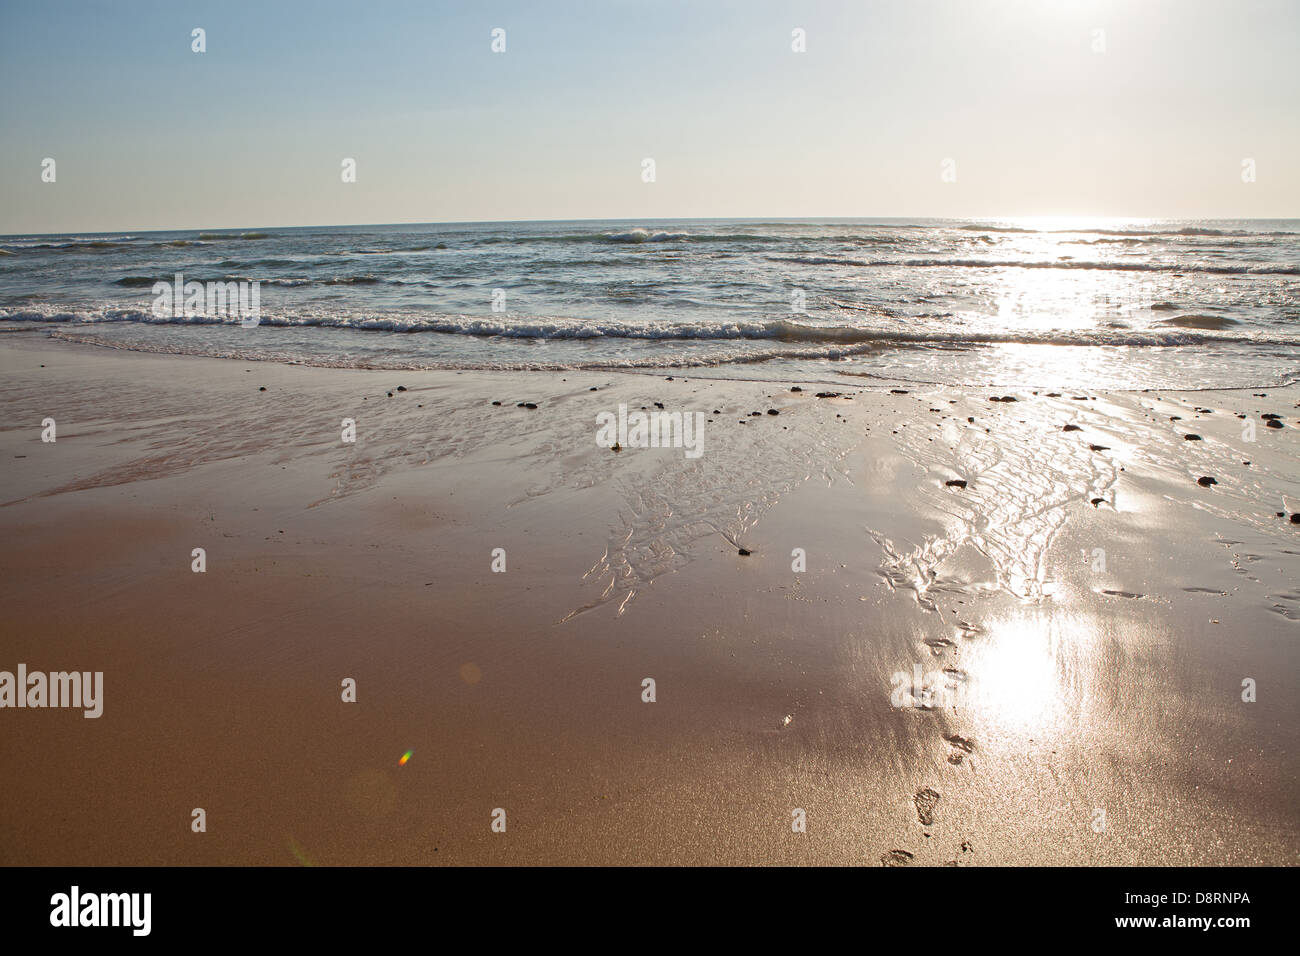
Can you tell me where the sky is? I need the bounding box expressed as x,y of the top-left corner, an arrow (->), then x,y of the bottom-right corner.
1,0 -> 1297,233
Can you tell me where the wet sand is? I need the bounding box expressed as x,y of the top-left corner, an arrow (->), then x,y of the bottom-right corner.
1,335 -> 1297,865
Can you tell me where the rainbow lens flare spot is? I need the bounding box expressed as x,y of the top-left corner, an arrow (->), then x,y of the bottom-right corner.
399,750 -> 413,766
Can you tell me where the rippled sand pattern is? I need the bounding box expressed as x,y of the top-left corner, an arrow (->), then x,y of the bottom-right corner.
871,395 -> 1121,605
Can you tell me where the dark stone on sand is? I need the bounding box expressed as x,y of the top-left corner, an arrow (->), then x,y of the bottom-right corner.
492,401 -> 501,405
967,417 -> 974,423
1291,514 -> 1300,524
945,479 -> 967,488
1047,392 -> 1062,397
387,392 -> 393,397
1090,498 -> 1104,507
1184,434 -> 1202,440
815,391 -> 840,398
790,386 -> 802,392
590,387 -> 598,391
259,386 -> 267,391
1088,444 -> 1110,451
713,410 -> 721,415
523,402 -> 538,409
750,411 -> 761,416
654,402 -> 664,409
1262,413 -> 1281,420
1266,419 -> 1284,429
738,547 -> 752,556
767,409 -> 779,415
1062,424 -> 1082,432
891,389 -> 909,394
1276,512 -> 1285,518
1170,416 -> 1182,421
396,386 -> 406,392
1197,476 -> 1217,487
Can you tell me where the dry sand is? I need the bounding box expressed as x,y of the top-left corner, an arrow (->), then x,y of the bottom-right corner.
1,334 -> 1297,865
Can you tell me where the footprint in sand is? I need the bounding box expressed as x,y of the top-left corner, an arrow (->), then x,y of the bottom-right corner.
914,787 -> 941,825
945,734 -> 975,765
925,637 -> 957,655
880,849 -> 914,866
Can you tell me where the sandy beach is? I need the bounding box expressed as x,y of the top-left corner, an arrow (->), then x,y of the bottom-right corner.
1,333 -> 1296,865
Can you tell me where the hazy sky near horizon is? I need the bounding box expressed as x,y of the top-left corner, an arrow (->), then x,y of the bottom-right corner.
1,0 -> 1296,233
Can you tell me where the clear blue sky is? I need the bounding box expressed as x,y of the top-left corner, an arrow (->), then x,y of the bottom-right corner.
1,0 -> 1296,232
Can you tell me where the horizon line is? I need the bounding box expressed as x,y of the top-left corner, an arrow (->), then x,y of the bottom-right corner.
5,213 -> 1300,239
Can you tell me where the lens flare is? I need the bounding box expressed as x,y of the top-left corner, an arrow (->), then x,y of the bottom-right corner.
398,750 -> 413,766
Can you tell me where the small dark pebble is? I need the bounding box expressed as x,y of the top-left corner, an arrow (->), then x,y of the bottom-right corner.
1291,514 -> 1300,524
790,386 -> 802,392
396,386 -> 406,392
590,387 -> 598,391
1090,498 -> 1104,507
767,409 -> 779,415
1062,424 -> 1082,432
738,547 -> 752,556
1265,419 -> 1284,429
259,386 -> 267,391
492,400 -> 501,405
890,389 -> 909,395
523,402 -> 538,409
945,479 -> 967,488
1261,413 -> 1281,420
1184,434 -> 1202,440
815,391 -> 841,398
1197,476 -> 1217,487
1088,444 -> 1109,451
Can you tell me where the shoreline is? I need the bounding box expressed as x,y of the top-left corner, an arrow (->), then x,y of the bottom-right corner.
2,335 -> 1297,865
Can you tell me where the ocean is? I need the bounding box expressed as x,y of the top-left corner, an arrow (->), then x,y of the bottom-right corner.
2,218 -> 1298,390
